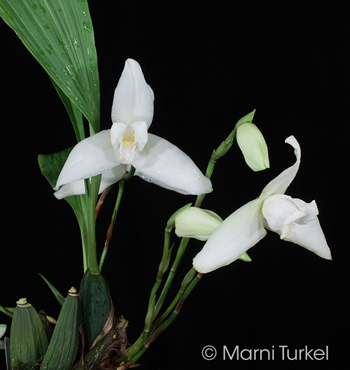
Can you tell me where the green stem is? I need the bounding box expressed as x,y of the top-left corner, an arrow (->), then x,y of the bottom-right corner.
125,229 -> 172,360
80,217 -> 89,272
161,272 -> 203,332
81,118 -> 101,274
85,175 -> 101,274
152,237 -> 190,317
194,110 -> 256,208
129,346 -> 147,363
143,204 -> 191,330
99,180 -> 125,272
77,193 -> 91,272
125,237 -> 191,361
98,167 -> 134,271
151,267 -> 196,331
146,230 -> 170,316
129,272 -> 204,363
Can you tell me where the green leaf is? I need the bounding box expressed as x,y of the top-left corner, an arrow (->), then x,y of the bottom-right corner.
38,147 -> 73,189
38,148 -> 96,272
0,0 -> 100,134
0,305 -> 14,319
51,78 -> 85,142
37,147 -> 84,224
39,274 -> 65,307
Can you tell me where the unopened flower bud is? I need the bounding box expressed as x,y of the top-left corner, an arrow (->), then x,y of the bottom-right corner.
237,122 -> 269,171
175,207 -> 222,241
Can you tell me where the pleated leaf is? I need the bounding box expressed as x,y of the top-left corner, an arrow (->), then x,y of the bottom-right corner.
39,274 -> 65,307
38,147 -> 85,222
51,78 -> 85,142
0,0 -> 100,134
0,305 -> 14,319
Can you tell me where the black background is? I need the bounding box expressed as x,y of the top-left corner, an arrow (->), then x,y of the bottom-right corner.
0,1 -> 349,369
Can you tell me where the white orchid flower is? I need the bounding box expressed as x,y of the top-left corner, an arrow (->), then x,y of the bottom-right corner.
193,136 -> 331,273
54,59 -> 212,197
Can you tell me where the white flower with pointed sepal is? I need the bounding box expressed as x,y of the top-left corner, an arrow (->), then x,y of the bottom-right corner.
54,59 -> 212,197
193,136 -> 331,274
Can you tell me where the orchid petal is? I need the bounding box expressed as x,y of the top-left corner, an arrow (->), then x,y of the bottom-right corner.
55,130 -> 119,189
132,134 -> 212,195
193,199 -> 266,273
54,165 -> 127,199
111,59 -> 154,127
130,121 -> 148,151
260,135 -> 301,200
262,194 -> 306,231
291,198 -> 319,225
273,217 -> 332,260
110,123 -> 128,149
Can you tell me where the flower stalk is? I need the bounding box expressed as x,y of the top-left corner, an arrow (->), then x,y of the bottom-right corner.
99,180 -> 125,272
86,175 -> 102,274
195,109 -> 257,207
128,271 -> 204,363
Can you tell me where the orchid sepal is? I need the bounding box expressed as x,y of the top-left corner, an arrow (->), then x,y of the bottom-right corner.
260,136 -> 301,200
55,133 -> 212,197
111,59 -> 154,126
54,166 -> 127,199
55,130 -> 119,190
193,199 -> 267,273
132,134 -> 213,195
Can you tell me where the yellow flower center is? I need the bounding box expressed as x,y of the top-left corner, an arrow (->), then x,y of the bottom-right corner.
121,128 -> 136,146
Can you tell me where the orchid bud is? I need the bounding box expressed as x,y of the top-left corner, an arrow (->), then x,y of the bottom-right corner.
237,122 -> 269,171
175,207 -> 223,241
175,207 -> 252,264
